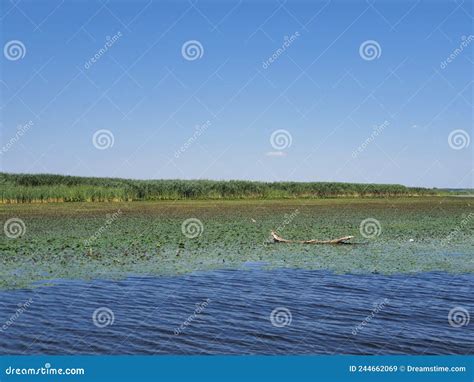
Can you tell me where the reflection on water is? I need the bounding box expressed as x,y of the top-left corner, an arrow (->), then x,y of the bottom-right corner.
0,269 -> 472,354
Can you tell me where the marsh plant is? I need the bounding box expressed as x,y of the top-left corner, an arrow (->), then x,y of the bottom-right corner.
0,173 -> 437,203
1,198 -> 472,289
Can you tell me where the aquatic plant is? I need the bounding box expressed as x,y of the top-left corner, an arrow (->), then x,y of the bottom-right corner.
0,198 -> 472,289
0,173 -> 440,203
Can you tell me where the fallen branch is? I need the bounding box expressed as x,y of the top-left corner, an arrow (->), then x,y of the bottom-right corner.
270,231 -> 354,245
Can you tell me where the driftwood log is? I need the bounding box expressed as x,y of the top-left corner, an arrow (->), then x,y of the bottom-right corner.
270,231 -> 354,245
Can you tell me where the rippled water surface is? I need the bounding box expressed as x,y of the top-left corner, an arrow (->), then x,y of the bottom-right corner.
1,268 -> 472,355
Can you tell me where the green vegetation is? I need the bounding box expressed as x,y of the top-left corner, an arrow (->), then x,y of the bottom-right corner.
0,198 -> 473,289
0,173 -> 441,203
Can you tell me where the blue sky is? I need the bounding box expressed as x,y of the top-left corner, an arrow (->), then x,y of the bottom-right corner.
1,0 -> 472,188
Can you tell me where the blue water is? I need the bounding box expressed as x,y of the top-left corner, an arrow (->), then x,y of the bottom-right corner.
0,269 -> 472,354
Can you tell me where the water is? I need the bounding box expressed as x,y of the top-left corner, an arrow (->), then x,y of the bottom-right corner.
0,268 -> 472,354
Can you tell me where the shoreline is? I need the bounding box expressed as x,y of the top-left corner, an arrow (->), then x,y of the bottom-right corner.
0,194 -> 467,206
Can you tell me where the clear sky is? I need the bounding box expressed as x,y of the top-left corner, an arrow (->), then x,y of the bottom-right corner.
1,0 -> 472,188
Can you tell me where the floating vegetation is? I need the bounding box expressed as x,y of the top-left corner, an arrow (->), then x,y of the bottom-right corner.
0,198 -> 472,289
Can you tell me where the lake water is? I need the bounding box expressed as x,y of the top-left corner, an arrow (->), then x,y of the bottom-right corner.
0,267 -> 472,355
